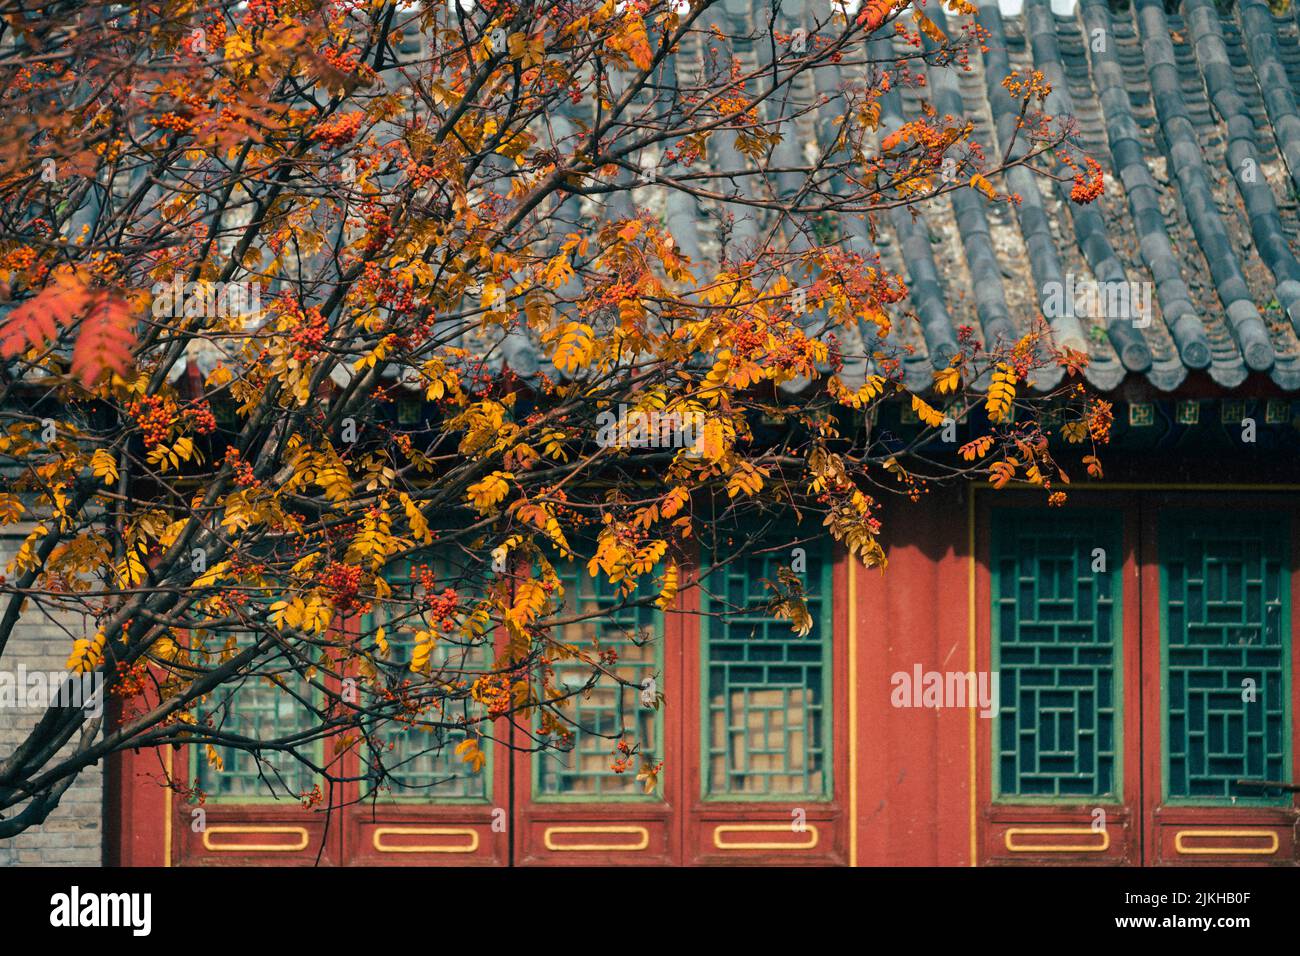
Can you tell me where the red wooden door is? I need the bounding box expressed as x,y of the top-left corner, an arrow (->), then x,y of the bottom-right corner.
172,628 -> 347,866
679,532 -> 850,865
513,562 -> 681,865
337,564 -> 510,866
977,491 -> 1300,867
1138,495 -> 1300,865
159,513 -> 915,869
975,495 -> 1143,865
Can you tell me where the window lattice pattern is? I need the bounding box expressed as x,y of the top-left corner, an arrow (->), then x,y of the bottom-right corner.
367,631 -> 492,802
705,531 -> 830,798
993,511 -> 1121,799
536,568 -> 661,799
364,558 -> 491,802
197,668 -> 317,801
1163,515 -> 1290,801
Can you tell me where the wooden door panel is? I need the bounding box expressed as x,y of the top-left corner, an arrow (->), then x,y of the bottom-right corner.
338,595 -> 510,866
514,561 -> 681,866
681,534 -> 849,866
175,802 -> 339,866
343,805 -> 507,866
1140,497 -> 1300,866
983,805 -> 1137,864
173,635 -> 344,867
975,497 -> 1143,866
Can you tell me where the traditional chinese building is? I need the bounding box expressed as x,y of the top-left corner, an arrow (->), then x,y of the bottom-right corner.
7,0 -> 1300,867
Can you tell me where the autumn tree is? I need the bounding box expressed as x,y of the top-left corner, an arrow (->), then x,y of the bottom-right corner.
0,0 -> 1111,836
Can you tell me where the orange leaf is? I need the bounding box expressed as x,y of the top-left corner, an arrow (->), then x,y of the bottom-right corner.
989,459 -> 1017,490
912,11 -> 946,43
958,435 -> 993,461
70,294 -> 134,386
0,275 -> 91,359
969,173 -> 997,200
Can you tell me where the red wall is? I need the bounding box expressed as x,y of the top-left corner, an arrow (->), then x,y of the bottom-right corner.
854,489 -> 973,865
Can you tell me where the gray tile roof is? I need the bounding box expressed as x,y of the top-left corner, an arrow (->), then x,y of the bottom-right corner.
139,1 -> 1300,395
862,0 -> 1300,394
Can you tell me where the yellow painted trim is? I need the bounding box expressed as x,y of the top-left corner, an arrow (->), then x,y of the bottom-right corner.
968,490 -> 978,867
372,826 -> 479,854
201,825 -> 310,852
848,553 -> 858,868
1004,827 -> 1111,853
164,748 -> 173,868
712,823 -> 820,850
542,825 -> 649,852
1174,829 -> 1280,856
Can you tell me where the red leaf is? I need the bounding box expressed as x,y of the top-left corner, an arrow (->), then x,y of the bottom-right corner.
70,294 -> 134,386
0,276 -> 91,359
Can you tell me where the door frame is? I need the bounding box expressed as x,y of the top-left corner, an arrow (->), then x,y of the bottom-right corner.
974,491 -> 1143,865
1138,491 -> 1300,865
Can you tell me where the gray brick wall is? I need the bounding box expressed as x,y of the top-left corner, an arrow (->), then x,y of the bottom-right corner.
0,532 -> 104,866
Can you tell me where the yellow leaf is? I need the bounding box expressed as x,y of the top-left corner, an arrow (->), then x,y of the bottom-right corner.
933,365 -> 961,395
913,10 -> 947,43
959,435 -> 994,461
552,322 -> 595,375
466,472 -> 513,513
454,737 -> 487,773
0,493 -> 24,525
985,364 -> 1017,423
990,458 -> 1017,489
66,630 -> 106,673
91,449 -> 119,486
910,394 -> 946,428
655,562 -> 679,610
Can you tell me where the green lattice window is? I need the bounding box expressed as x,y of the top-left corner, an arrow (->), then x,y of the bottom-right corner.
703,525 -> 832,799
992,510 -> 1122,800
195,648 -> 319,802
1161,513 -> 1291,804
362,556 -> 492,802
534,565 -> 663,800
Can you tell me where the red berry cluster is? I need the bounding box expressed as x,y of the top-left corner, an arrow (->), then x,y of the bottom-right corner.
413,562 -> 438,597
111,660 -> 150,700
149,112 -> 197,135
127,395 -> 177,448
322,46 -> 359,75
242,0 -> 279,29
825,332 -> 843,373
611,738 -> 637,774
360,204 -> 395,256
427,587 -> 460,633
319,561 -> 367,614
360,260 -> 416,317
282,297 -> 328,360
730,319 -> 768,358
406,161 -> 436,188
470,673 -> 512,717
311,112 -> 363,150
224,446 -> 259,488
1070,157 -> 1105,205
186,401 -> 217,435
203,16 -> 227,51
